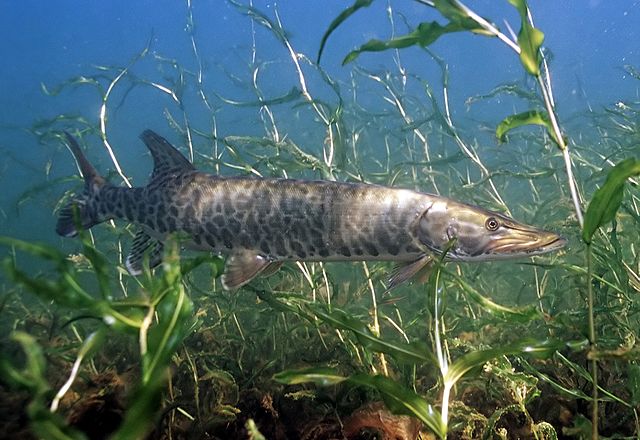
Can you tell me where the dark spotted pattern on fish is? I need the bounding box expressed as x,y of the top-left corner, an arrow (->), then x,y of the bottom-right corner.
97,172 -> 433,263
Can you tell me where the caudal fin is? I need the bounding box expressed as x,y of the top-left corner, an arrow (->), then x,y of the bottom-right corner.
56,132 -> 107,237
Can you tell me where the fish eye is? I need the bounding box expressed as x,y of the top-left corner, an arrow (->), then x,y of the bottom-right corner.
485,217 -> 500,231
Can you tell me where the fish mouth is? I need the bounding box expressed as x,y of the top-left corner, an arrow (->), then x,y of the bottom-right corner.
483,229 -> 567,258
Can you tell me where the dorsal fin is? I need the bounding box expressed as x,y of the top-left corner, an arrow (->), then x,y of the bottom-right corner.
139,129 -> 195,178
63,132 -> 106,191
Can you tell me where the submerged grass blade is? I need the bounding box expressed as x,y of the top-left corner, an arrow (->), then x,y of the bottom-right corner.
448,273 -> 541,322
1,332 -> 87,440
309,304 -> 436,365
348,373 -> 446,438
582,158 -> 640,244
317,0 -> 374,64
343,21 -> 465,65
444,338 -> 571,387
273,367 -> 348,386
275,367 -> 446,438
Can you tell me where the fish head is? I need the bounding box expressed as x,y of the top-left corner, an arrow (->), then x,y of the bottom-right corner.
415,200 -> 566,261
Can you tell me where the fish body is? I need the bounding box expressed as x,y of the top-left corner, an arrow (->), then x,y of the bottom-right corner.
57,130 -> 566,289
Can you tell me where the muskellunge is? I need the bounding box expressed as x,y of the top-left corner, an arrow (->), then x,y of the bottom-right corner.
56,130 -> 566,290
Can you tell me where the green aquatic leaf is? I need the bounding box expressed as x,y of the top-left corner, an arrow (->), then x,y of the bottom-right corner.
445,338 -> 567,386
0,332 -> 87,440
626,364 -> 640,406
508,0 -> 544,75
229,0 -> 287,44
310,305 -> 436,364
180,254 -> 225,276
555,353 -> 631,406
433,0 -> 490,35
519,357 -> 592,402
534,422 -> 559,440
317,0 -> 374,64
41,75 -> 105,96
115,243 -> 195,439
111,371 -> 166,440
496,110 -> 561,146
245,419 -> 267,440
1,332 -> 47,392
274,367 -> 348,387
275,367 -> 445,438
143,262 -> 195,384
582,158 -> 640,244
450,274 -> 540,322
216,87 -> 302,107
0,236 -> 67,263
0,237 -> 96,308
78,231 -> 111,300
466,82 -> 540,107
343,20 -> 464,65
348,373 -> 446,438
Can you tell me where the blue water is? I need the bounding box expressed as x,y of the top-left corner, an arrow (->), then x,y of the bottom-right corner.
0,0 -> 638,243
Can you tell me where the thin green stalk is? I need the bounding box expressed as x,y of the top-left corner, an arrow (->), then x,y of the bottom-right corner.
362,261 -> 389,376
585,243 -> 598,439
431,262 -> 450,432
536,73 -> 584,227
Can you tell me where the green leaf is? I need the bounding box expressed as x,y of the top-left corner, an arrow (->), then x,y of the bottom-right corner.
317,0 -> 374,64
216,87 -> 302,107
275,367 -> 445,438
245,419 -> 267,440
78,232 -> 112,300
582,158 -> 640,244
142,273 -> 194,384
274,367 -> 348,387
0,332 -> 87,440
496,110 -> 561,146
1,332 -> 48,393
348,373 -> 446,438
115,242 -> 195,439
0,237 -> 96,308
309,305 -> 436,365
111,371 -> 166,440
451,274 -> 541,322
343,21 -> 463,65
626,364 -> 640,406
433,0 -> 491,35
444,338 -> 567,387
508,0 -> 544,75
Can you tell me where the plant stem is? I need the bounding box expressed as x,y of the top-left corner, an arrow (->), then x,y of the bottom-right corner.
586,244 -> 598,439
536,74 -> 584,227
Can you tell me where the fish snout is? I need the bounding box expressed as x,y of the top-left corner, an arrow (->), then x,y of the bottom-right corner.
490,226 -> 567,257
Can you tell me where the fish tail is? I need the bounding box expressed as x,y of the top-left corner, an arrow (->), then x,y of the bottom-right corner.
56,132 -> 108,237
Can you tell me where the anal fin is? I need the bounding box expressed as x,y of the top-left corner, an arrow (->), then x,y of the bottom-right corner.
126,231 -> 164,275
221,251 -> 278,290
387,255 -> 434,291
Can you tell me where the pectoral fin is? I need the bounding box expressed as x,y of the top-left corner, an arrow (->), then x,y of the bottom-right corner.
126,231 -> 164,275
387,255 -> 434,291
261,261 -> 283,277
221,251 -> 278,290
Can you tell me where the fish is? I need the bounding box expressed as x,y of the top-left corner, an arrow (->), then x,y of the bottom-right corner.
56,130 -> 566,290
